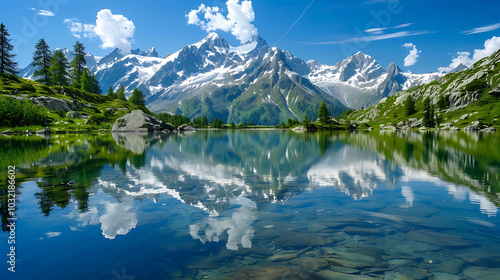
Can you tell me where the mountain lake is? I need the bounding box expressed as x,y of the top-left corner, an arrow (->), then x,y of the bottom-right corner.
0,130 -> 499,280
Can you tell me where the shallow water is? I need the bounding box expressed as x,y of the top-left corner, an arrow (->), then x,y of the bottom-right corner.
1,130 -> 499,280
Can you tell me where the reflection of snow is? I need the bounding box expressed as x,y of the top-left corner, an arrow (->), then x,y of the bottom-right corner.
189,197 -> 257,250
307,146 -> 385,200
469,192 -> 497,217
99,197 -> 138,239
125,169 -> 184,202
401,186 -> 414,208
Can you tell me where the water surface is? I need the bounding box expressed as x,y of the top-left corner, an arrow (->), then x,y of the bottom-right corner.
1,130 -> 499,279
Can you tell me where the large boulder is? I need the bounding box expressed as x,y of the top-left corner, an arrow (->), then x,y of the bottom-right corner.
177,124 -> 196,132
111,110 -> 175,132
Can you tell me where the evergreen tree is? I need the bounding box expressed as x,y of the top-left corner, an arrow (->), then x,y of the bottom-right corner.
88,70 -> 101,94
129,88 -> 146,106
0,23 -> 18,75
32,39 -> 52,84
117,85 -> 127,101
317,102 -> 330,124
201,115 -> 208,128
437,95 -> 449,110
404,95 -> 416,116
69,41 -> 86,88
80,68 -> 90,92
48,49 -> 69,86
423,97 -> 435,128
106,86 -> 116,98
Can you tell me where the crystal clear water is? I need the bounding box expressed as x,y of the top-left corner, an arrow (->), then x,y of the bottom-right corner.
1,130 -> 499,280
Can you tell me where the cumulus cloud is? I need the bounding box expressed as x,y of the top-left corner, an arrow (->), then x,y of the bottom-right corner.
438,36 -> 500,73
402,43 -> 421,67
187,0 -> 258,44
64,9 -> 135,52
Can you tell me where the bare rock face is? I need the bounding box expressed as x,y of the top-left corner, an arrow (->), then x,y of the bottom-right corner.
111,110 -> 175,132
32,96 -> 73,112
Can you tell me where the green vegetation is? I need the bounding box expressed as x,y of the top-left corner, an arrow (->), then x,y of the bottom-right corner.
129,88 -> 146,106
32,39 -> 52,85
117,85 -> 126,101
69,41 -> 86,88
0,95 -> 48,127
317,102 -> 330,124
157,112 -> 190,127
344,49 -> 500,130
0,23 -> 18,75
48,49 -> 69,86
404,95 -> 416,116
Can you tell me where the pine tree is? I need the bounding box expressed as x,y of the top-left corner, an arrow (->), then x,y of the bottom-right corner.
317,102 -> 330,124
423,97 -> 435,128
106,86 -> 116,98
32,39 -> 52,85
129,88 -> 146,106
201,115 -> 208,128
117,85 -> 127,101
69,41 -> 86,88
404,95 -> 416,116
0,23 -> 18,75
48,49 -> 69,86
89,70 -> 101,94
80,69 -> 101,94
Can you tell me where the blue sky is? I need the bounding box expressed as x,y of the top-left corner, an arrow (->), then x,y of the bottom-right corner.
1,0 -> 500,73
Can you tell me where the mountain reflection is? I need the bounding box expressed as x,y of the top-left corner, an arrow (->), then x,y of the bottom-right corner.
1,130 -> 498,243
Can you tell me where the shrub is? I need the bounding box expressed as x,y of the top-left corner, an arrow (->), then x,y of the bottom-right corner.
0,95 -> 48,127
88,113 -> 107,125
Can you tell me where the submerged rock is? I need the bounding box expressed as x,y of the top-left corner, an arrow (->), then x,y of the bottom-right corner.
316,270 -> 377,279
408,230 -> 478,248
267,253 -> 298,262
275,233 -> 331,247
290,257 -> 329,270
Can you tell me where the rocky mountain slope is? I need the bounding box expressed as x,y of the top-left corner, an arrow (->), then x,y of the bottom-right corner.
346,49 -> 500,130
20,33 -> 444,125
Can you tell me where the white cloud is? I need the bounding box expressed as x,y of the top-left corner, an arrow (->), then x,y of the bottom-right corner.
364,27 -> 387,35
64,9 -> 135,52
187,0 -> 258,44
438,36 -> 500,73
64,18 -> 83,38
364,23 -> 413,35
463,23 -> 500,35
306,31 -> 430,45
402,42 -> 421,67
29,8 -> 55,16
38,9 -> 55,17
472,36 -> 500,61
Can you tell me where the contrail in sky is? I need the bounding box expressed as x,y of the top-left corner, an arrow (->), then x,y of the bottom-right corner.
274,0 -> 316,47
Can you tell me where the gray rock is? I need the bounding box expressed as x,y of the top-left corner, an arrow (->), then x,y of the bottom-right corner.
481,127 -> 497,132
463,266 -> 500,279
36,127 -> 51,134
106,107 -> 115,115
463,122 -> 483,131
66,111 -> 81,118
290,257 -> 329,270
316,270 -> 376,279
177,124 -> 196,132
111,110 -> 175,132
275,233 -> 331,247
267,253 -> 298,262
408,230 -> 478,248
32,96 -> 73,112
434,259 -> 466,274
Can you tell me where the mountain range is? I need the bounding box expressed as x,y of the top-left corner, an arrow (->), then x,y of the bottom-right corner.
20,33 -> 448,125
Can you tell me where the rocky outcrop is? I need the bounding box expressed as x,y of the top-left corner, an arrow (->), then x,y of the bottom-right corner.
111,110 -> 175,132
36,127 -> 51,134
176,124 -> 196,132
32,96 -> 74,112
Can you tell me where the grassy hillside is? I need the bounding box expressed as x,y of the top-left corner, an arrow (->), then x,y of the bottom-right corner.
344,49 -> 500,130
0,73 -> 150,132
